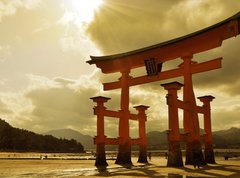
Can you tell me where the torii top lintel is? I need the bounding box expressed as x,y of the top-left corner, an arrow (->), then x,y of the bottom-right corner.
87,12 -> 240,74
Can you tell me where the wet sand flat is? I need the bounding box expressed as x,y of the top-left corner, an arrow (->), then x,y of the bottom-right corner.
0,157 -> 239,177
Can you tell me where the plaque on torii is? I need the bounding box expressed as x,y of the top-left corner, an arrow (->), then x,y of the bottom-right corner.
87,12 -> 240,167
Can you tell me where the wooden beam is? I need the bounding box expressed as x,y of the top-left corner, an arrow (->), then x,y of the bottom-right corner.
103,110 -> 121,118
196,106 -> 205,114
103,57 -> 222,91
105,138 -> 119,145
103,67 -> 183,90
103,110 -> 139,120
176,100 -> 188,110
131,138 -> 141,145
94,137 -> 142,145
130,113 -> 138,120
190,57 -> 222,74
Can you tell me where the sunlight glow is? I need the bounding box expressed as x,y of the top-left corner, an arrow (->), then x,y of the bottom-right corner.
72,0 -> 103,23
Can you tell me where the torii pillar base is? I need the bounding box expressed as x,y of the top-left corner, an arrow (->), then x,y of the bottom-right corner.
167,141 -> 183,167
204,143 -> 216,164
185,140 -> 206,165
95,143 -> 108,167
115,139 -> 132,165
138,145 -> 148,163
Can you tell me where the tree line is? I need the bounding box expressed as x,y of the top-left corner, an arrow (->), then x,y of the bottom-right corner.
0,119 -> 84,152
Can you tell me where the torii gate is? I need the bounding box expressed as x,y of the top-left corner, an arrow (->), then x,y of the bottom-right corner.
87,12 -> 240,167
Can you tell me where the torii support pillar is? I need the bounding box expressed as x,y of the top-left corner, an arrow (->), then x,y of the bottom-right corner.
134,105 -> 149,163
181,55 -> 206,166
161,82 -> 184,167
115,69 -> 132,165
198,95 -> 216,164
91,96 -> 110,167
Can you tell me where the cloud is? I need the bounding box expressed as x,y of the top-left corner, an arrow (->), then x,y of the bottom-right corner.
86,0 -> 184,54
0,98 -> 13,115
58,22 -> 100,57
0,0 -> 41,21
86,0 -> 239,54
24,74 -> 100,133
0,0 -> 99,93
193,37 -> 240,95
0,45 -> 11,62
212,105 -> 240,131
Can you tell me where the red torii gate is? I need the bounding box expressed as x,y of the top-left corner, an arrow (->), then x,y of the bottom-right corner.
87,12 -> 240,167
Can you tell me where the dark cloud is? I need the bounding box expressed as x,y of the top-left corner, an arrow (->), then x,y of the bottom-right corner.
212,106 -> 240,130
7,74 -> 100,134
87,0 -> 240,54
87,0 -> 185,54
193,37 -> 240,95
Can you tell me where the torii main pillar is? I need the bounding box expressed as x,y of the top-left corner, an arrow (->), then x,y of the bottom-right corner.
181,55 -> 205,165
115,69 -> 132,165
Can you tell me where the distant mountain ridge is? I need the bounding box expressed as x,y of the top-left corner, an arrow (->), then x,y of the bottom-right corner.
147,128 -> 240,149
45,127 -> 240,150
212,127 -> 240,147
44,129 -> 95,150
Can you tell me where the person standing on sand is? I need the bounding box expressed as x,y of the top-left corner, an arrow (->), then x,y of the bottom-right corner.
165,152 -> 168,159
148,152 -> 152,161
193,152 -> 200,168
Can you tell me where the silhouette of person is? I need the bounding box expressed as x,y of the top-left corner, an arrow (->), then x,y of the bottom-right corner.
193,151 -> 200,168
165,152 -> 168,159
148,152 -> 152,161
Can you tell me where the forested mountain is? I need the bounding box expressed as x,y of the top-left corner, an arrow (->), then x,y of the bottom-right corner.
0,119 -> 84,152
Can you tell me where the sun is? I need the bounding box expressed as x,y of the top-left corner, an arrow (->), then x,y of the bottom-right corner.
71,0 -> 103,23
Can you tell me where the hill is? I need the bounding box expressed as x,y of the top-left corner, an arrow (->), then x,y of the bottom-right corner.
0,119 -> 84,152
147,128 -> 240,149
147,131 -> 168,150
44,129 -> 94,150
213,127 -> 240,147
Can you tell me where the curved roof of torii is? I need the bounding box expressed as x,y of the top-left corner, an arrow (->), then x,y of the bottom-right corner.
87,12 -> 240,73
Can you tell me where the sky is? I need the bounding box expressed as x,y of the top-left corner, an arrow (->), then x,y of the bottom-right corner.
0,0 -> 240,138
